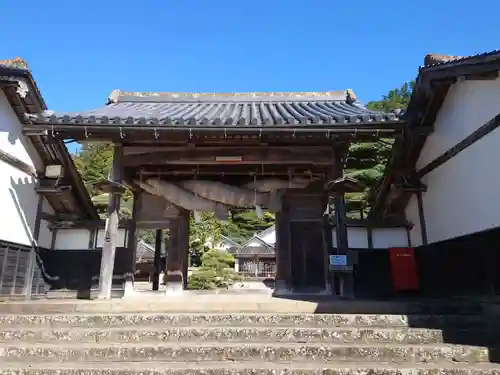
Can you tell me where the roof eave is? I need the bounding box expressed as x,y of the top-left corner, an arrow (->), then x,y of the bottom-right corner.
369,50 -> 500,219
0,65 -> 98,220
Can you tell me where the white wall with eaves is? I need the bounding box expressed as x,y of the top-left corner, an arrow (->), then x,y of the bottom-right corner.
331,227 -> 409,249
54,228 -> 127,250
0,91 -> 53,248
406,77 -> 500,245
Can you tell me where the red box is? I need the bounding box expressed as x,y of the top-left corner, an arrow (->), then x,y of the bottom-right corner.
389,248 -> 419,291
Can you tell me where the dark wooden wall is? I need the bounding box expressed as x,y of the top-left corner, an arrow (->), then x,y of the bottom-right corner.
0,240 -> 46,297
33,220 -> 500,299
36,247 -> 134,298
353,225 -> 500,298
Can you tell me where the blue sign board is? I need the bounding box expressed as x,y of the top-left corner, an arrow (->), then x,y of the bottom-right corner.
329,255 -> 347,266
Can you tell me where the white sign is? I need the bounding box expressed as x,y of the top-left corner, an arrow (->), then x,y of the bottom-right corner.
329,255 -> 347,266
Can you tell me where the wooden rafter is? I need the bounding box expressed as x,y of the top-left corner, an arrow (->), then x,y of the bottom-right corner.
122,146 -> 335,167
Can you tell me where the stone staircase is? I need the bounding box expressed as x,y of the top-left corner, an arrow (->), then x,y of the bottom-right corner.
0,300 -> 499,374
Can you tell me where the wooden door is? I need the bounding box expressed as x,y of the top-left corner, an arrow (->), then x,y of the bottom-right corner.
290,221 -> 326,292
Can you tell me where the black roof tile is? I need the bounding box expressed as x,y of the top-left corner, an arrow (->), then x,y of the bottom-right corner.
34,90 -> 398,127
228,245 -> 275,256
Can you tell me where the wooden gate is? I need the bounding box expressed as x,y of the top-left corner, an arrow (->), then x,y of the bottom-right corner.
0,240 -> 46,298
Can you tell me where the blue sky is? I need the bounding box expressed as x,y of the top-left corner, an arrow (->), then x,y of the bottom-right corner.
2,1 -> 498,115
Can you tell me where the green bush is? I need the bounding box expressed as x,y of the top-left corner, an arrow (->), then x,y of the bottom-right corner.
187,268 -> 218,290
201,249 -> 235,271
187,250 -> 242,290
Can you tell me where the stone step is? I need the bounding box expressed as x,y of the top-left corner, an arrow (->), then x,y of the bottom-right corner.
0,326 -> 498,346
2,361 -> 500,375
0,313 -> 488,328
0,342 -> 491,363
0,297 -> 485,315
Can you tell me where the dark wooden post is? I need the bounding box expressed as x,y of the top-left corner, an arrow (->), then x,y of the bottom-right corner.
23,193 -> 44,298
97,144 -> 124,299
331,144 -> 354,299
123,190 -> 141,297
322,190 -> 333,294
416,191 -> 428,245
165,219 -> 183,294
153,229 -> 163,291
275,195 -> 291,295
179,210 -> 190,289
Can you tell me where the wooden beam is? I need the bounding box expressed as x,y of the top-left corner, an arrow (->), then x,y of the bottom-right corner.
124,145 -> 328,155
41,212 -> 81,222
463,71 -> 499,81
24,123 -> 404,143
416,191 -> 428,245
122,147 -> 335,166
128,164 -> 329,177
47,219 -> 174,230
330,218 -> 412,228
417,113 -> 500,178
0,149 -> 37,178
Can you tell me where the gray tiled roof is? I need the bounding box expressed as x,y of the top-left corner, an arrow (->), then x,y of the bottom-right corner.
422,50 -> 500,69
35,90 -> 398,127
228,245 -> 275,257
0,57 -> 29,69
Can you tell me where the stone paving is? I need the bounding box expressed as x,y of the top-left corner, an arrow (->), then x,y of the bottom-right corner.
0,297 -> 498,374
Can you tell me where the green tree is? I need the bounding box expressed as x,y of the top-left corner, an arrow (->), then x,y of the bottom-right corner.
188,212 -> 224,266
344,81 -> 414,218
187,249 -> 241,290
225,210 -> 274,243
367,81 -> 414,112
73,143 -> 114,197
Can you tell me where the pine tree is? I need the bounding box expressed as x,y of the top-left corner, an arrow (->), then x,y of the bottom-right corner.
344,81 -> 414,218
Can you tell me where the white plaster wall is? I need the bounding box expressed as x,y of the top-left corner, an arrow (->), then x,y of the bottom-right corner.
96,229 -> 127,248
416,78 -> 500,169
407,78 -> 500,244
246,237 -> 262,247
259,228 -> 276,245
0,92 -> 52,248
331,227 -> 408,249
54,228 -> 128,249
244,228 -> 276,248
347,227 -> 368,248
38,199 -> 54,249
406,196 -> 422,247
372,228 -> 408,248
0,92 -> 43,170
54,229 -> 91,250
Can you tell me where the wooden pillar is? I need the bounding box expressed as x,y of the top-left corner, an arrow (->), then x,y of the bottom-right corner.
23,193 -> 44,299
152,229 -> 162,291
165,219 -> 183,294
332,144 -> 354,299
123,191 -> 140,297
416,191 -> 428,245
322,191 -> 333,293
97,144 -> 124,299
179,211 -> 190,289
275,196 -> 291,294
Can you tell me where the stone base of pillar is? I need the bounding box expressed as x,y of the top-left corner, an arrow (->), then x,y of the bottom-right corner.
339,273 -> 355,300
325,282 -> 332,294
122,278 -> 136,298
273,280 -> 293,296
164,270 -> 184,295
